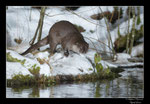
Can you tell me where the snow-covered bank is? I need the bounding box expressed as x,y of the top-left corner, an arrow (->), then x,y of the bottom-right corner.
7,49 -> 119,79
6,49 -> 143,79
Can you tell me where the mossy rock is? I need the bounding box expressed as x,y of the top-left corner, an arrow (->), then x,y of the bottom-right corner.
90,7 -> 123,24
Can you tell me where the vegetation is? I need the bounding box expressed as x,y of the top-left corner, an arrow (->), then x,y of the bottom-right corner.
7,52 -> 26,66
116,6 -> 143,54
30,7 -> 46,46
28,64 -> 40,77
92,53 -> 117,78
114,25 -> 143,52
126,7 -> 131,53
73,24 -> 86,32
7,51 -> 124,87
90,30 -> 95,33
89,6 -> 143,59
36,58 -> 46,64
99,7 -> 116,60
129,7 -> 136,55
8,69 -> 122,87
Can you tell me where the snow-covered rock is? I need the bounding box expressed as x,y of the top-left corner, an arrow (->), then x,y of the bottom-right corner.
131,43 -> 143,57
115,53 -> 131,63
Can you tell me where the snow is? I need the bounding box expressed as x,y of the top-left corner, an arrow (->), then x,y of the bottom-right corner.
6,50 -> 40,79
46,52 -> 94,76
6,6 -> 144,79
115,53 -> 131,63
131,43 -> 143,57
6,62 -> 32,79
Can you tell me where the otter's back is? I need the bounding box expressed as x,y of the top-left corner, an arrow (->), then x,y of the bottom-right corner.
49,21 -> 80,37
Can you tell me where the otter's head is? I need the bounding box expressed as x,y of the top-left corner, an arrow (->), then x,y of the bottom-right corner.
72,41 -> 89,54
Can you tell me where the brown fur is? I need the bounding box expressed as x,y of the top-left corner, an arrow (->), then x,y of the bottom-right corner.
21,20 -> 89,56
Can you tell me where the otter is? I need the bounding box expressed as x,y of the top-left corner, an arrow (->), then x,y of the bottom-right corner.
21,20 -> 89,57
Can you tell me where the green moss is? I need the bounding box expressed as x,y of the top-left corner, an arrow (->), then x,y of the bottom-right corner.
7,68 -> 121,87
137,15 -> 141,25
88,68 -> 93,71
90,30 -> 95,33
10,74 -> 36,86
105,66 -> 110,74
7,52 -> 21,62
9,73 -> 56,87
6,52 -> 26,66
20,59 -> 26,66
73,24 -> 86,32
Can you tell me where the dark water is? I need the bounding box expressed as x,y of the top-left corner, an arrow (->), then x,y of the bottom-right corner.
6,68 -> 144,98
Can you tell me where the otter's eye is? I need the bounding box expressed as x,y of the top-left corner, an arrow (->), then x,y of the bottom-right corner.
80,47 -> 82,50
80,46 -> 84,53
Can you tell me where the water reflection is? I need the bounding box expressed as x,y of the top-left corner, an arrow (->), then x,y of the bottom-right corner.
6,68 -> 144,98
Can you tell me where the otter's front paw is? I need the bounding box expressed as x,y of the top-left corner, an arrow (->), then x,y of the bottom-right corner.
64,50 -> 69,57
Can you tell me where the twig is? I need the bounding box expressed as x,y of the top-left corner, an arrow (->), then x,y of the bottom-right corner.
38,7 -> 46,42
65,8 -> 107,28
129,7 -> 136,54
86,36 -> 113,52
99,7 -> 116,59
126,6 -> 131,53
84,37 -> 98,53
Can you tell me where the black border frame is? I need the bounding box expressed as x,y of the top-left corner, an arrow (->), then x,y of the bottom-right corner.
2,0 -> 145,103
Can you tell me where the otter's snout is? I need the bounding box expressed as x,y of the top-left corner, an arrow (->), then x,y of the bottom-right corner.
79,43 -> 89,53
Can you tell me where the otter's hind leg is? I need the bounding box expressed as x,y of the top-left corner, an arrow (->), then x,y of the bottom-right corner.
49,42 -> 57,56
61,42 -> 69,57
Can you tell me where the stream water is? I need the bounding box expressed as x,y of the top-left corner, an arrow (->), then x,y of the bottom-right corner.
6,68 -> 144,98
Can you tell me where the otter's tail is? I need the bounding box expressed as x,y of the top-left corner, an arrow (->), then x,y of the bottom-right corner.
21,36 -> 49,55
